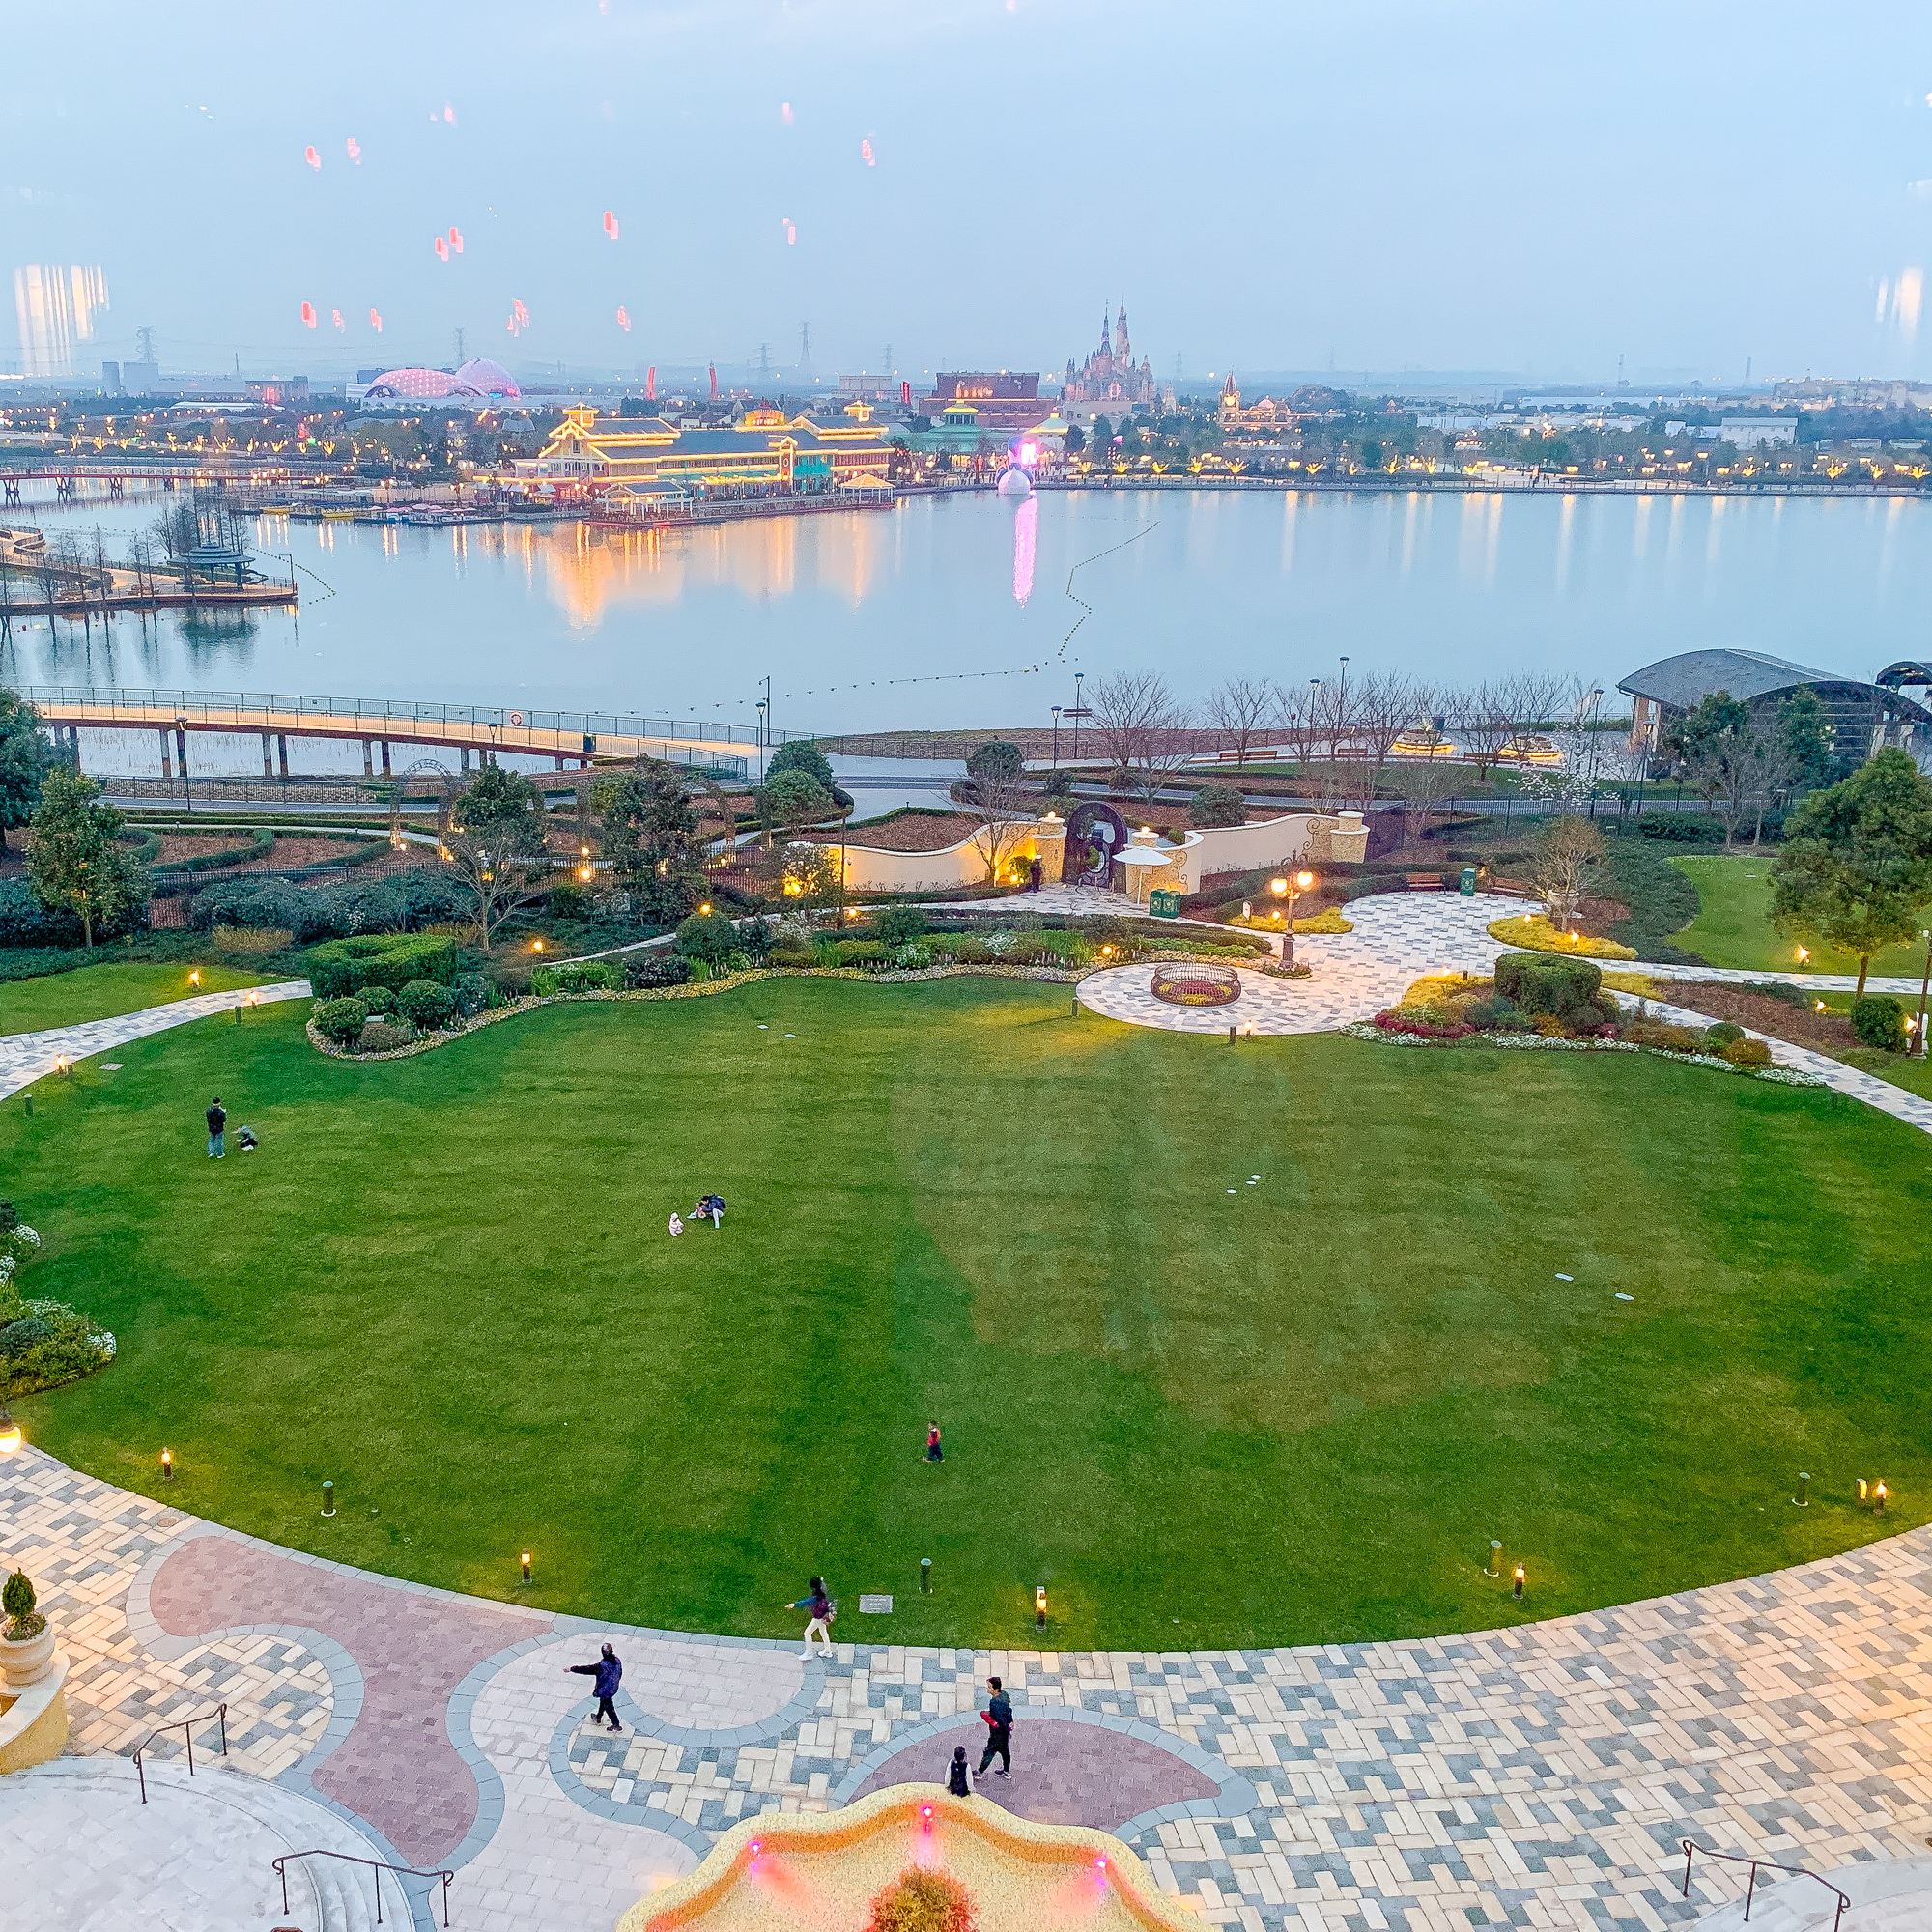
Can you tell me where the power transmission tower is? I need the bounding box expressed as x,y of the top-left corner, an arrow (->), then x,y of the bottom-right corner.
799,322 -> 810,369
454,327 -> 466,363
135,327 -> 156,364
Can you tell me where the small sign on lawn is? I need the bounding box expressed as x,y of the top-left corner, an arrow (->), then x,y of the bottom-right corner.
858,1594 -> 894,1615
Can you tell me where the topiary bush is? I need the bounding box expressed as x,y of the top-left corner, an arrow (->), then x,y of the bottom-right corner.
1188,782 -> 1247,828
452,972 -> 490,1016
395,979 -> 457,1030
357,983 -> 397,1015
3,1568 -> 43,1641
676,909 -> 739,966
866,1865 -> 976,1932
312,996 -> 371,1043
1700,1020 -> 1746,1048
306,931 -> 461,999
1723,1037 -> 1773,1067
1853,993 -> 1907,1051
1492,952 -> 1601,1016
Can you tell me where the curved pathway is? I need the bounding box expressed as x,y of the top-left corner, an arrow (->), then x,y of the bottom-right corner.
7,1443 -> 1932,1932
0,980 -> 312,1101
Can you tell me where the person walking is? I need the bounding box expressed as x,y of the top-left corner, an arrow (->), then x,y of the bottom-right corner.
924,1422 -> 944,1463
567,1641 -> 623,1731
974,1675 -> 1013,1779
782,1576 -> 835,1658
206,1096 -> 227,1159
946,1745 -> 971,1796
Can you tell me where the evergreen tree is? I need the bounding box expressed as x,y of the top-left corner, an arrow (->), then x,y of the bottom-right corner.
1776,686 -> 1835,792
597,763 -> 702,923
0,687 -> 51,852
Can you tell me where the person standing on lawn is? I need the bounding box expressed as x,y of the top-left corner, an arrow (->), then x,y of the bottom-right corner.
567,1642 -> 623,1732
206,1096 -> 227,1159
783,1576 -> 835,1657
974,1675 -> 1013,1779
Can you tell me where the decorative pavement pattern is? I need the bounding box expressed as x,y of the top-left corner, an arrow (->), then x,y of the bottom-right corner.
7,1444 -> 1932,1932
0,980 -> 312,1100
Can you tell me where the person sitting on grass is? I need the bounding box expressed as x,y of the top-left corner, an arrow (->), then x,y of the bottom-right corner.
691,1194 -> 725,1229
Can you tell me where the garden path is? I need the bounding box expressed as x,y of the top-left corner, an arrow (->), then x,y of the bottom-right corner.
0,981 -> 312,1101
5,1443 -> 1932,1932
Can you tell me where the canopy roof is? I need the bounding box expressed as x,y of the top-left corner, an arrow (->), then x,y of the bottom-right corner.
1618,648 -> 1854,709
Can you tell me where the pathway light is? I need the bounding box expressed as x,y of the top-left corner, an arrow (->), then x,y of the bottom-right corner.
1036,1583 -> 1047,1629
520,1548 -> 532,1582
1875,1480 -> 1888,1512
188,969 -> 201,988
0,1406 -> 20,1455
532,939 -> 545,952
160,1447 -> 173,1482
1512,1562 -> 1525,1600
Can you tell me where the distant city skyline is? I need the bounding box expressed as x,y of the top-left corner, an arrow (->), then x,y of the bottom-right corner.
4,1 -> 1931,386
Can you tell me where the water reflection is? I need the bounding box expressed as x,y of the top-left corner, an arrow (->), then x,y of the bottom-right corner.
1011,494 -> 1037,605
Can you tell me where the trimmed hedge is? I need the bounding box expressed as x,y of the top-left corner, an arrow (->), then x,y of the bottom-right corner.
1853,994 -> 1907,1051
306,931 -> 461,999
0,877 -> 146,949
395,978 -> 457,1029
187,868 -> 469,942
312,996 -> 370,1042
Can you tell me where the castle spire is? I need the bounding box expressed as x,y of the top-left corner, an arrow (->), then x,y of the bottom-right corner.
1116,298 -> 1130,362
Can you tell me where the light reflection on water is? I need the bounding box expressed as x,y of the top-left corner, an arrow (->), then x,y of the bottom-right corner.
0,488 -> 1925,741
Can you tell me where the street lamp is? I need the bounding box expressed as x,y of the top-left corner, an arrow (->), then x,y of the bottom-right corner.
1272,870 -> 1317,964
1917,928 -> 1931,1058
1051,705 -> 1062,769
175,716 -> 192,812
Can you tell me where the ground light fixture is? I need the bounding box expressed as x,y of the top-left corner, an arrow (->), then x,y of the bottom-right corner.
1513,1562 -> 1525,1601
1875,1481 -> 1888,1512
521,1548 -> 532,1583
188,969 -> 201,988
160,1446 -> 173,1482
0,1404 -> 20,1455
1036,1584 -> 1047,1630
321,1480 -> 335,1516
531,939 -> 545,952
1793,1471 -> 1810,1507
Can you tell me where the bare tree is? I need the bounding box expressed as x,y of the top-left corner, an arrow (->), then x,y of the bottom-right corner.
1528,815 -> 1605,926
1450,682 -> 1514,779
958,755 -> 1039,883
1090,670 -> 1195,803
1500,671 -> 1568,770
1204,676 -> 1274,767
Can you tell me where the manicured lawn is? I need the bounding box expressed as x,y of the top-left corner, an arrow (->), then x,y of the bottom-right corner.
0,960 -> 270,1035
5,979 -> 1930,1651
1668,854 -> 1931,979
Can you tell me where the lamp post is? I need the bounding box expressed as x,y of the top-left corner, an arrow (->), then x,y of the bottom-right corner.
1273,869 -> 1317,965
1072,671 -> 1084,766
175,715 -> 192,812
1051,706 -> 1062,769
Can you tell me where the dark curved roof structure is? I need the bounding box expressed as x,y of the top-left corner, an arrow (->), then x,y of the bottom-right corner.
1618,648 -> 1857,709
1875,662 -> 1932,690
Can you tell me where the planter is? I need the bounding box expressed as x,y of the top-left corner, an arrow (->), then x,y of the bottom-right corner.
1,1623 -> 55,1689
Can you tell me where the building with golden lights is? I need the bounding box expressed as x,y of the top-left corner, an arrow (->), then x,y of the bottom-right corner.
516,406 -> 896,497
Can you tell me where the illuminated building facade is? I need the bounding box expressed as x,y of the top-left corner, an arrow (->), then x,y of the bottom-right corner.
13,266 -> 109,379
1061,300 -> 1156,406
915,372 -> 1048,434
517,406 -> 896,495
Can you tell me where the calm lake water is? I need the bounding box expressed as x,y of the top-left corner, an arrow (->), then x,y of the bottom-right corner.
2,486 -> 1926,774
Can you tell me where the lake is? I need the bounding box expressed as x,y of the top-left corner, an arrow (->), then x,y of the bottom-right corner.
2,485 -> 1926,774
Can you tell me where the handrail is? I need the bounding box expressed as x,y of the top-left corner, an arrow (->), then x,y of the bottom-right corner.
131,1701 -> 226,1804
1680,1837 -> 1849,1931
273,1850 -> 454,1927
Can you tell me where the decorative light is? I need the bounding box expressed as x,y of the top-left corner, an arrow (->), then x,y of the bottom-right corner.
1512,1562 -> 1525,1600
578,867 -> 592,881
1095,1855 -> 1108,1870
0,1406 -> 21,1455
188,969 -> 202,987
1269,877 -> 1288,895
749,1840 -> 764,1860
532,939 -> 545,952
1796,947 -> 1809,963
1036,1583 -> 1047,1629
1295,871 -> 1314,889
1876,1480 -> 1888,1512
520,1548 -> 532,1582
699,903 -> 711,915
160,1447 -> 174,1482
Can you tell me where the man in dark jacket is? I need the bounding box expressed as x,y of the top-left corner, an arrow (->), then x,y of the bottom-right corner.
568,1642 -> 623,1731
206,1097 -> 227,1159
974,1675 -> 1013,1779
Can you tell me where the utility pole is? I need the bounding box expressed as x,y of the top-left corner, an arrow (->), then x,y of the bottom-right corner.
455,327 -> 466,363
799,322 -> 810,370
756,674 -> 773,782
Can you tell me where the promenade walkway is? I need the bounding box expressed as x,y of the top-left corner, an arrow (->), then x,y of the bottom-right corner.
4,1445 -> 1932,1932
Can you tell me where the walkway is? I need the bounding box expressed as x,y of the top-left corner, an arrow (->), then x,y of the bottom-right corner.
4,1444 -> 1932,1932
0,982 -> 312,1102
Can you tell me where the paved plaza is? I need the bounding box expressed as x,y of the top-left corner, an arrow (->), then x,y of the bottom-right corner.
5,1444 -> 1932,1932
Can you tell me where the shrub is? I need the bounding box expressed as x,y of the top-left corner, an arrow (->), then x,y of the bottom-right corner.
356,1018 -> 413,1052
866,1865 -> 976,1932
766,944 -> 816,968
452,972 -> 491,1016
1742,980 -> 1810,1008
1623,1018 -> 1703,1053
1292,907 -> 1353,934
313,996 -> 370,1042
1188,783 -> 1247,828
358,983 -> 397,1015
1463,994 -> 1520,1029
1636,812 -> 1724,843
832,939 -> 887,966
1493,952 -> 1603,1014
1724,1037 -> 1773,1067
874,905 -> 928,945
1486,913 -> 1636,960
949,937 -> 994,964
396,979 -> 457,1029
624,954 -> 692,989
676,909 -> 739,965
0,876 -> 137,949
1853,993 -> 1907,1051
305,931 -> 461,999
213,923 -> 297,956
966,740 -> 1023,781
3,1568 -> 43,1641
0,1315 -> 53,1355
1700,1020 -> 1746,1048
530,961 -> 621,996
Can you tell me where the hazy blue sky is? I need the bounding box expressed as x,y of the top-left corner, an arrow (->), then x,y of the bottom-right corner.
5,0 -> 1931,385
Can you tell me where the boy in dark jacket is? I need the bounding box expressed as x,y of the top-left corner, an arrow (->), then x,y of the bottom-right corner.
568,1642 -> 623,1730
947,1746 -> 971,1796
974,1675 -> 1013,1778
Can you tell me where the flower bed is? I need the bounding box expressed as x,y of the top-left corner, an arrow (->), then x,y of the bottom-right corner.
0,1217 -> 116,1397
1486,913 -> 1636,960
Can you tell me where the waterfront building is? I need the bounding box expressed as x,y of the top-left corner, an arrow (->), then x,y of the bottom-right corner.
1620,648 -> 1930,766
1061,301 -> 1156,406
915,372 -> 1049,435
517,404 -> 896,495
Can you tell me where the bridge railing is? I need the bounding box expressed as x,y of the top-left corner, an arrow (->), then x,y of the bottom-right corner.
28,686 -> 766,747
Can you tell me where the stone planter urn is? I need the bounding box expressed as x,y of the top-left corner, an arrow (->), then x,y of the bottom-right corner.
1,1623 -> 55,1689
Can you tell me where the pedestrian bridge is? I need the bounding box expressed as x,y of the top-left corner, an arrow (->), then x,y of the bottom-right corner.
28,686 -> 756,781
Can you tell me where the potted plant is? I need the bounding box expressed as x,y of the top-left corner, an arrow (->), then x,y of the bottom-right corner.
1,1567 -> 54,1687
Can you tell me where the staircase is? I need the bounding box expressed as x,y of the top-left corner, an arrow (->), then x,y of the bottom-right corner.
1690,1850 -> 1932,1930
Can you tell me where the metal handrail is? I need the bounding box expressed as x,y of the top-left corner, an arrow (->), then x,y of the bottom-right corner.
131,1702 -> 226,1804
1680,1837 -> 1850,1931
273,1850 -> 455,1927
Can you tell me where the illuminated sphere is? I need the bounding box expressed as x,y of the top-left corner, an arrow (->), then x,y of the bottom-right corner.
995,465 -> 1032,497
451,357 -> 520,398
363,367 -> 457,400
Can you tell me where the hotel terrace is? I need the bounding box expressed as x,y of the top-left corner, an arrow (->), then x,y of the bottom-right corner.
515,405 -> 898,501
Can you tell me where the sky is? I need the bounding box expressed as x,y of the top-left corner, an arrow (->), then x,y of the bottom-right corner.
5,0 -> 1932,387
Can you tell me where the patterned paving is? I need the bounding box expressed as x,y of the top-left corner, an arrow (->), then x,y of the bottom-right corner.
0,980 -> 312,1099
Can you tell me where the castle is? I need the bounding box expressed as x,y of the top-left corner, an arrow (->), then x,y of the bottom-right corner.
1062,300 -> 1156,407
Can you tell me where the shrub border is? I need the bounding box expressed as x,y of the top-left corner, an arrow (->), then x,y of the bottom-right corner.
1339,1019 -> 1826,1087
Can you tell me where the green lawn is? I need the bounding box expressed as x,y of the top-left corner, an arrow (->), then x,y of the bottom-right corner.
1668,854 -> 1932,979
0,960 -> 269,1035
5,980 -> 1930,1651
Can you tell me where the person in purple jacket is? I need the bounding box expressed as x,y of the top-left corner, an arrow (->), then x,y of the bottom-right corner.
568,1642 -> 623,1731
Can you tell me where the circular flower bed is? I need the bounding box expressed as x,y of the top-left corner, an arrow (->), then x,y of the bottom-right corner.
1150,962 -> 1242,1007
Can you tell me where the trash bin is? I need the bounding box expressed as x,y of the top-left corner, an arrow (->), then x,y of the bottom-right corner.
1460,867 -> 1477,896
1149,889 -> 1180,918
